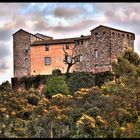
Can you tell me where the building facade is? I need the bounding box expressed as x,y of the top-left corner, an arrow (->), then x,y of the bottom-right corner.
13,25 -> 135,78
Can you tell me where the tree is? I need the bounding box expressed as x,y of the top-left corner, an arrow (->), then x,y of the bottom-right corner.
62,45 -> 82,76
45,76 -> 70,97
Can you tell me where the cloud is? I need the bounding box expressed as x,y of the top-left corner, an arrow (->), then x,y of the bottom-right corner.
0,43 -> 11,59
51,18 -> 99,34
54,6 -> 84,19
0,3 -> 28,18
32,20 -> 51,32
0,57 -> 10,74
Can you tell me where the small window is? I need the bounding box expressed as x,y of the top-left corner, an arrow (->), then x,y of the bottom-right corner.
127,34 -> 129,39
103,31 -> 105,34
95,33 -> 98,36
81,40 -> 83,45
25,43 -> 29,53
67,55 -> 72,64
45,45 -> 49,51
118,33 -> 120,37
45,57 -> 51,65
112,32 -> 115,37
25,58 -> 28,69
122,34 -> 125,38
79,54 -> 83,62
94,49 -> 98,58
66,43 -> 69,49
75,41 -> 79,46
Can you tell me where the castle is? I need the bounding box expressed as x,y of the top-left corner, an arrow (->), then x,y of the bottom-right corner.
13,25 -> 135,78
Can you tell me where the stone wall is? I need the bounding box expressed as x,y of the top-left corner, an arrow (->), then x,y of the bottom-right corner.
74,26 -> 135,73
13,30 -> 41,77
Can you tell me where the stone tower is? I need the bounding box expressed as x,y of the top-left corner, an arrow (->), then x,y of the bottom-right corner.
13,29 -> 53,77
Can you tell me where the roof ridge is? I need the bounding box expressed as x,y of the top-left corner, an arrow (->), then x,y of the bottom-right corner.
12,29 -> 46,40
91,25 -> 135,35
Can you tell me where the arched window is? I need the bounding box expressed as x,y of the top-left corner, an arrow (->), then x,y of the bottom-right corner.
94,49 -> 98,58
25,58 -> 29,69
118,33 -> 120,37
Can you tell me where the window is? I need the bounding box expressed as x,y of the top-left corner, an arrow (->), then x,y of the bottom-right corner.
122,34 -> 125,38
103,31 -> 105,34
95,33 -> 98,37
79,54 -> 83,62
81,41 -> 83,45
127,34 -> 129,39
75,41 -> 79,46
45,45 -> 49,51
118,33 -> 120,37
25,58 -> 28,69
45,57 -> 51,65
67,55 -> 72,64
94,49 -> 98,58
66,43 -> 69,49
25,43 -> 29,53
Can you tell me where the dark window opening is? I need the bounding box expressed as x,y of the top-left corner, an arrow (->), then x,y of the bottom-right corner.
122,34 -> 125,38
45,45 -> 49,51
45,57 -> 51,65
127,34 -> 129,39
66,43 -> 69,49
94,49 -> 98,58
118,33 -> 120,37
103,31 -> 105,34
81,41 -> 83,45
95,33 -> 98,36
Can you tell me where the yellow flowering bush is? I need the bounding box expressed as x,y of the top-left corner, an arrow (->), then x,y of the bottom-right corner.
76,114 -> 96,129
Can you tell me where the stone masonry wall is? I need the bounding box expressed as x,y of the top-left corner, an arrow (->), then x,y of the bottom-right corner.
74,26 -> 135,73
13,30 -> 41,77
75,26 -> 112,73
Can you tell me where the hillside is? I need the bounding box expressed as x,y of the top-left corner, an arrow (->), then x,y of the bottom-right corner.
0,49 -> 140,138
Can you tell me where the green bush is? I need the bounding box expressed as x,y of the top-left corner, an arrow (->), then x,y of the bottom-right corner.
66,72 -> 95,94
45,76 -> 70,97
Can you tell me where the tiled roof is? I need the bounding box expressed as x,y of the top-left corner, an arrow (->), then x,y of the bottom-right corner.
30,35 -> 90,46
35,33 -> 53,39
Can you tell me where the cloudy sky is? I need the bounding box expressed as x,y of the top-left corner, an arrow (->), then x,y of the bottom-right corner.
0,3 -> 140,84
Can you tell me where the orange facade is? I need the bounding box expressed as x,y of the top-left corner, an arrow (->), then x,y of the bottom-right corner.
30,43 -> 75,75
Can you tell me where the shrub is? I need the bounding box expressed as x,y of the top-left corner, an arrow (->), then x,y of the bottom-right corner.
66,72 -> 95,94
52,69 -> 61,76
45,76 -> 70,97
27,96 -> 39,106
0,81 -> 12,92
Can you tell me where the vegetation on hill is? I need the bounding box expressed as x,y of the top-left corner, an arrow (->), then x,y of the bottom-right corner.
0,49 -> 140,138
